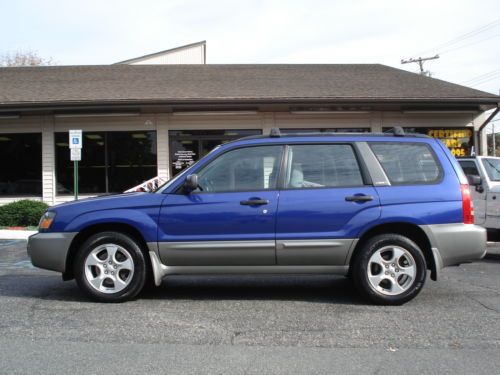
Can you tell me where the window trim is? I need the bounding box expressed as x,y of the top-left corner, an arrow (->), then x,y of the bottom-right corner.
174,144 -> 286,195
368,141 -> 444,186
280,143 -> 369,191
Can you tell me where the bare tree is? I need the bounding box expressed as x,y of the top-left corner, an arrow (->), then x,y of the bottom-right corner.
0,50 -> 55,67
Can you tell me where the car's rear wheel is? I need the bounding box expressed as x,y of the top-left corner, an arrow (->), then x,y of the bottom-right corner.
352,234 -> 427,305
74,231 -> 147,302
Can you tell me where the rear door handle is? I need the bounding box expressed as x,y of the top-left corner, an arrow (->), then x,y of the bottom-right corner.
240,199 -> 269,206
345,195 -> 374,202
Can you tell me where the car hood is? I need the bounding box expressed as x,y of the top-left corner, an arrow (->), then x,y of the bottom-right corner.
50,192 -> 166,218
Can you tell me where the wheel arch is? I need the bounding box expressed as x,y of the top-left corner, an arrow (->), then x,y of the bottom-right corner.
63,222 -> 152,281
349,222 -> 437,281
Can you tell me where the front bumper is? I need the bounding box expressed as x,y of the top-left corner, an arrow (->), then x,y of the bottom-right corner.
27,232 -> 77,273
420,223 -> 487,268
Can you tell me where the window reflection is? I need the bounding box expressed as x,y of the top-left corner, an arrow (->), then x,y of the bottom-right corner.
55,131 -> 157,194
0,133 -> 42,196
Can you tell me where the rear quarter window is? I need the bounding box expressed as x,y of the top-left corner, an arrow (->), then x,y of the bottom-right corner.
369,142 -> 442,185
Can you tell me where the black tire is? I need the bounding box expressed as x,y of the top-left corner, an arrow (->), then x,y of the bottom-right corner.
74,231 -> 147,302
352,234 -> 427,305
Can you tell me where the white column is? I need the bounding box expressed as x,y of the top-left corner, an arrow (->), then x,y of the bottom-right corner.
156,114 -> 170,180
41,116 -> 56,205
261,112 -> 275,135
370,111 -> 383,132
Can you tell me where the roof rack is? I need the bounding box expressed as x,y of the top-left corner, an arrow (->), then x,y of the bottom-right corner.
269,127 -> 281,138
382,126 -> 405,136
235,126 -> 427,143
267,126 -> 408,138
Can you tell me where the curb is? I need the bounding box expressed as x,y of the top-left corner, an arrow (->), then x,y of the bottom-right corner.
0,230 -> 37,240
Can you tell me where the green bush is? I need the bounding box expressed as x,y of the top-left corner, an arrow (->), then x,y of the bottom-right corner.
0,200 -> 49,227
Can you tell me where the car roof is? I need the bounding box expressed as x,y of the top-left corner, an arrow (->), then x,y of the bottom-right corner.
222,127 -> 432,148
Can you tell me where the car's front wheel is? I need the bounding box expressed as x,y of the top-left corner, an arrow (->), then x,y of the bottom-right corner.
352,234 -> 427,305
74,231 -> 147,302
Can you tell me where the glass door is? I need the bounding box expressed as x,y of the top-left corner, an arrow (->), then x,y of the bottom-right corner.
169,129 -> 261,176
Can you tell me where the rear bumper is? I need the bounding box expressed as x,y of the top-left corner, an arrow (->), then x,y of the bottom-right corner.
420,223 -> 487,268
27,232 -> 77,273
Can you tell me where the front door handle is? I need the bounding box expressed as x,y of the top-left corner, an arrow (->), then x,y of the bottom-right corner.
240,198 -> 269,206
345,195 -> 374,202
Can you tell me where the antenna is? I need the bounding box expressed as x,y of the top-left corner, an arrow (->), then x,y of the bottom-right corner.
401,55 -> 440,76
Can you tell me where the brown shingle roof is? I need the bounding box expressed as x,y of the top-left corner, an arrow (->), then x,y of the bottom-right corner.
0,64 -> 498,108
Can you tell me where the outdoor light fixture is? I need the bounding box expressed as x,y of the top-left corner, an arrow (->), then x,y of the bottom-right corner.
290,111 -> 370,114
85,134 -> 102,140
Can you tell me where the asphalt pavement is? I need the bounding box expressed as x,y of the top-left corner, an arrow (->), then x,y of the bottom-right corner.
1,239 -> 500,374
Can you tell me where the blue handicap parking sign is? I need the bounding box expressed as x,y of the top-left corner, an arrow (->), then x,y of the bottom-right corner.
72,138 -> 79,145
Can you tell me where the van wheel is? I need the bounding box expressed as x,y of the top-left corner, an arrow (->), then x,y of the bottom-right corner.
74,231 -> 147,303
352,234 -> 427,305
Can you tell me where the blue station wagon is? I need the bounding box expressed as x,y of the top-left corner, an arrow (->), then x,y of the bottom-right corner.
27,128 -> 487,305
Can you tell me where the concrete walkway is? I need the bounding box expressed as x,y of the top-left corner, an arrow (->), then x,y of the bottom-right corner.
0,230 -> 37,240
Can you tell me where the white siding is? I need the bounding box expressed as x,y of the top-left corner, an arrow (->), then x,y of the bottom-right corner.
0,111 -> 490,206
156,114 -> 170,180
41,116 -> 56,205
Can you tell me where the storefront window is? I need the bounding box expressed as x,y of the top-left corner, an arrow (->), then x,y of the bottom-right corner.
0,133 -> 42,196
55,131 -> 157,194
382,127 -> 474,157
169,129 -> 261,176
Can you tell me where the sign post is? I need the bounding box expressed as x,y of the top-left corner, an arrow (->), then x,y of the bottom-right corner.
69,130 -> 82,200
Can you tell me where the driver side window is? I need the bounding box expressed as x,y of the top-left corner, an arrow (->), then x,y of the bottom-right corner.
196,146 -> 283,193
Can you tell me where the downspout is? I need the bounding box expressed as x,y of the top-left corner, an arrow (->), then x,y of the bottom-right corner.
477,103 -> 500,155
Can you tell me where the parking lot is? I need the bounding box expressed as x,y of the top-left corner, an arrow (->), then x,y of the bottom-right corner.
1,239 -> 500,374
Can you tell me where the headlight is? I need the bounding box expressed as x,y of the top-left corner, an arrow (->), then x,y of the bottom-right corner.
39,211 -> 56,230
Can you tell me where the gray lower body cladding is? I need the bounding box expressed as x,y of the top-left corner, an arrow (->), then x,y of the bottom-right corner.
156,239 -> 356,266
419,223 -> 486,268
27,232 -> 78,273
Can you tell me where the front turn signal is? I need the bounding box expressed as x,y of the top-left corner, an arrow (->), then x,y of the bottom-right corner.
39,211 -> 56,230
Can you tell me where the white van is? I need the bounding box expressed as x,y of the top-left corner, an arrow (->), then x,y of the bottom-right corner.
458,156 -> 500,240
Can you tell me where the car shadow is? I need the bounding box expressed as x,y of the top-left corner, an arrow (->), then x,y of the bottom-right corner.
143,275 -> 366,305
0,273 -> 366,305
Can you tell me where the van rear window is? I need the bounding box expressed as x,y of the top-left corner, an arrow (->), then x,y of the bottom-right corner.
369,143 -> 441,184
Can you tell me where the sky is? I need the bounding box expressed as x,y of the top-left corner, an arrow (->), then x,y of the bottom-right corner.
1,0 -> 500,98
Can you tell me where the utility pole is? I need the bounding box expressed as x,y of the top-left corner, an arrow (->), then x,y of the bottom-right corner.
401,55 -> 440,76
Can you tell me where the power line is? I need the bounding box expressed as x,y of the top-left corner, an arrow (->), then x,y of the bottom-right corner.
470,77 -> 500,88
461,68 -> 500,85
439,33 -> 500,55
415,17 -> 500,56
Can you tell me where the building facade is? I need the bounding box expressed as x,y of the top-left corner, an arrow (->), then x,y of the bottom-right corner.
0,64 -> 498,205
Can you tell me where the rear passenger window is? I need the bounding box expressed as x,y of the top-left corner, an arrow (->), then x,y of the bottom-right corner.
369,143 -> 441,184
458,161 -> 479,176
285,144 -> 364,188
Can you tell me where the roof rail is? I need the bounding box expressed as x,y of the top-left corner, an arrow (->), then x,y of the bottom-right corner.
270,127 -> 281,138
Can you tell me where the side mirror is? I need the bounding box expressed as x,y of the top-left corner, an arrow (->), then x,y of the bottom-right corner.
184,174 -> 199,192
466,174 -> 481,186
466,174 -> 484,193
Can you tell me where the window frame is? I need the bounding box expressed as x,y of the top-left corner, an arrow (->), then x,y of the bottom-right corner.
175,144 -> 286,194
368,141 -> 444,186
279,143 -> 369,191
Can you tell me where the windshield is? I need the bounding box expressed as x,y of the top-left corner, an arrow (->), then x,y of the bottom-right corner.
481,158 -> 500,181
